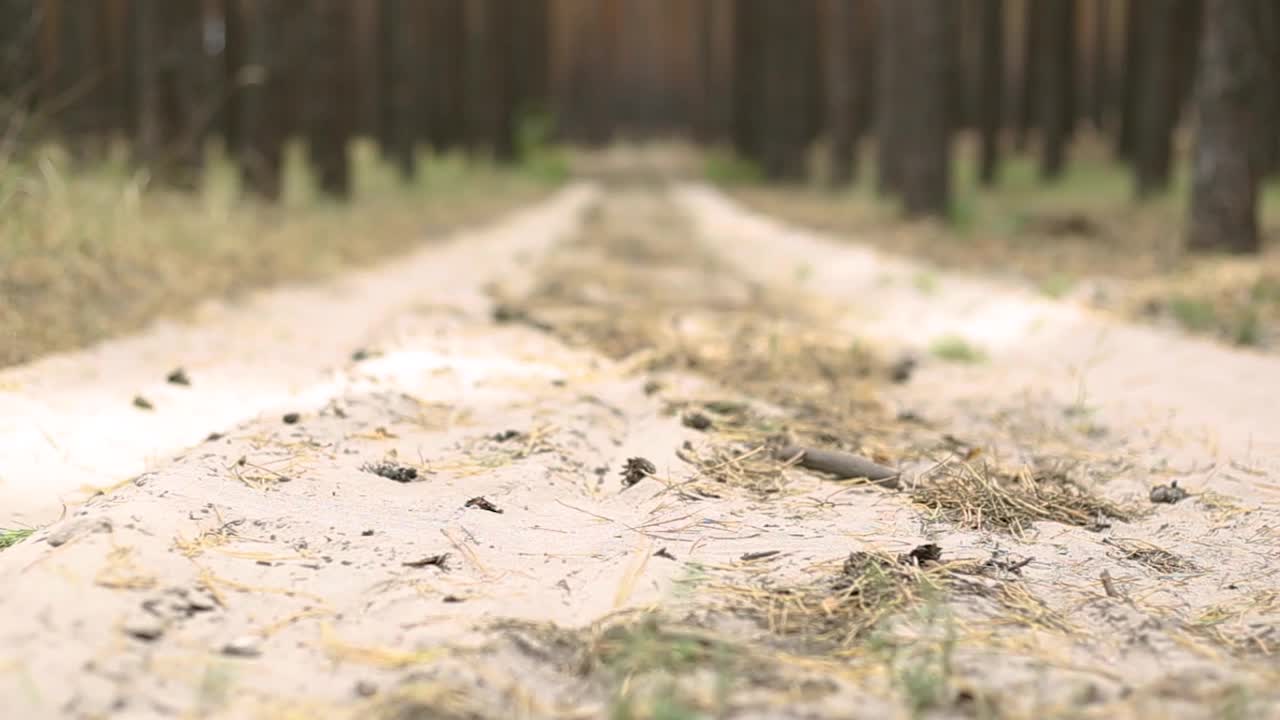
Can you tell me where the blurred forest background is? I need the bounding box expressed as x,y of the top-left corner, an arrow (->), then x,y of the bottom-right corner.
2,0 -> 1280,364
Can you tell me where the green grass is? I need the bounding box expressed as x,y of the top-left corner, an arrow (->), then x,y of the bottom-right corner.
1038,272 -> 1076,299
1168,296 -> 1219,332
912,271 -> 940,295
703,149 -> 763,185
596,617 -> 734,720
0,527 -> 35,551
929,335 -> 987,364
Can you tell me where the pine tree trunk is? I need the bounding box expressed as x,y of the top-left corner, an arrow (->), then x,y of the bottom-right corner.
825,0 -> 855,186
425,0 -> 465,152
875,0 -> 905,194
1116,0 -> 1143,159
1038,0 -> 1072,180
730,0 -> 761,162
1016,0 -> 1040,151
978,0 -> 1004,185
759,0 -> 817,181
1091,0 -> 1110,130
1187,0 -> 1264,253
898,0 -> 953,217
229,0 -> 284,199
380,0 -> 423,180
1134,0 -> 1175,197
134,0 -> 161,166
304,0 -> 354,198
851,0 -> 877,158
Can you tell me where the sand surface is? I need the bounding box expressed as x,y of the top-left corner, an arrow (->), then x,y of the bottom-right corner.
2,183 -> 1278,719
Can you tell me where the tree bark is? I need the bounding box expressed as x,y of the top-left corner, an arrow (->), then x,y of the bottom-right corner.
897,0 -> 953,217
978,0 -> 1004,185
1187,0 -> 1265,253
133,0 -> 161,166
1016,0 -> 1041,151
1037,0 -> 1073,180
304,0 -> 354,198
824,0 -> 855,186
1091,0 -> 1110,130
1133,0 -> 1176,198
379,0 -> 424,180
1116,0 -> 1143,159
875,0 -> 904,194
425,0 -> 465,152
758,0 -> 819,181
730,0 -> 761,162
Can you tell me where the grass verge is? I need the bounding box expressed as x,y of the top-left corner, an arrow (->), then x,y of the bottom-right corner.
0,138 -> 559,368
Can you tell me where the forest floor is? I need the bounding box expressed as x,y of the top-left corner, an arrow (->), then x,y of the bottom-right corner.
725,141 -> 1280,353
2,174 -> 1279,719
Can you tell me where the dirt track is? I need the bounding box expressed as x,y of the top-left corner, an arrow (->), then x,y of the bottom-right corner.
2,184 -> 1279,719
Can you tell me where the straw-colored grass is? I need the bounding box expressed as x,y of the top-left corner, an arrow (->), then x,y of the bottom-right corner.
725,135 -> 1280,349
0,139 -> 555,368
910,460 -> 1136,535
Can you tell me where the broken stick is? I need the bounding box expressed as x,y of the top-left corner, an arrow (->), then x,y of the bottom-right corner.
775,445 -> 900,489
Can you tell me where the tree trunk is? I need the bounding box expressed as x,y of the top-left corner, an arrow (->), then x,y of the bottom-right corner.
133,0 -> 161,166
825,0 -> 855,186
875,0 -> 904,194
463,0 -> 514,161
1016,0 -> 1040,151
1133,0 -> 1176,197
1263,0 -> 1280,177
1091,0 -> 1110,130
304,0 -> 354,198
228,0 -> 285,199
1116,0 -> 1143,159
379,0 -> 423,180
1037,0 -> 1073,180
730,0 -> 761,162
425,0 -> 465,152
978,0 -> 1004,185
1187,0 -> 1265,253
759,0 -> 818,181
898,0 -> 953,217
851,0 -> 877,159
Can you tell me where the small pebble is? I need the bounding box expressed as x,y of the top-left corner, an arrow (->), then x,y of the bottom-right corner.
222,635 -> 262,658
355,680 -> 378,697
123,614 -> 166,641
282,412 -> 301,425
166,368 -> 191,386
133,395 -> 154,411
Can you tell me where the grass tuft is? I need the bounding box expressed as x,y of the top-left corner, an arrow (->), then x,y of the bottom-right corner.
929,336 -> 987,364
0,526 -> 35,551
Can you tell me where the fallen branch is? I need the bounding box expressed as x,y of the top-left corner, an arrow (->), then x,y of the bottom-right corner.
775,445 -> 900,489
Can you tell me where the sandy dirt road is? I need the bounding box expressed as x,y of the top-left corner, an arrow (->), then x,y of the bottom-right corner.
2,183 -> 1278,719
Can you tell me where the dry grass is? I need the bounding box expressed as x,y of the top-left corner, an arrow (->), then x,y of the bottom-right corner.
910,460 -> 1136,535
725,134 -> 1280,349
505,193 -> 902,501
0,139 -> 555,368
1103,537 -> 1202,575
706,548 -> 1069,662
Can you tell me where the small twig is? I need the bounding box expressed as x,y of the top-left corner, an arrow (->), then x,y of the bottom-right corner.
1100,570 -> 1124,600
775,445 -> 900,488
